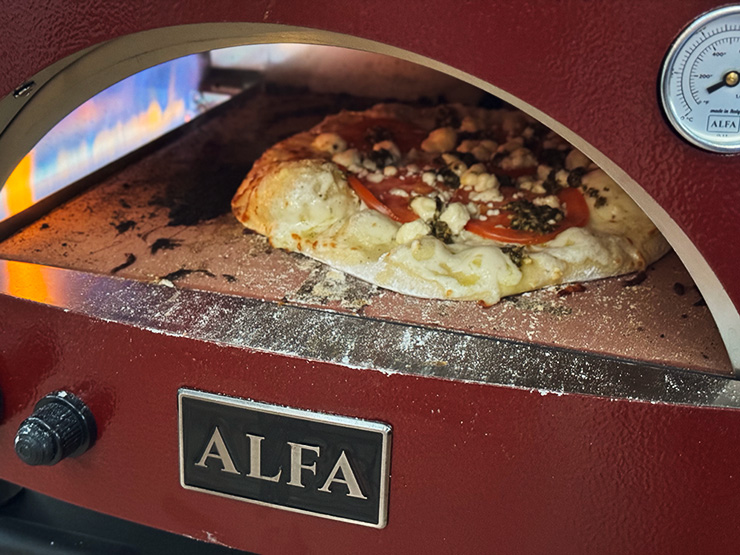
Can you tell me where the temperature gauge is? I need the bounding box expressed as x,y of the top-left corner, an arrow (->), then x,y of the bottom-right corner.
660,6 -> 740,153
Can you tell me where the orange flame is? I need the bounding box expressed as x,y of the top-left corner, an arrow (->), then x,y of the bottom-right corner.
2,55 -> 199,223
3,260 -> 52,305
3,152 -> 35,218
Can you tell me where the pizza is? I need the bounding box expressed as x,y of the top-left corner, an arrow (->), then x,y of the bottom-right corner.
231,103 -> 670,306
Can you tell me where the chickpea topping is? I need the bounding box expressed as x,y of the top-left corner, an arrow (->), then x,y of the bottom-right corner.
421,127 -> 457,153
565,148 -> 591,170
497,137 -> 524,153
459,116 -> 479,132
313,132 -> 347,154
471,145 -> 493,162
373,140 -> 401,160
537,164 -> 552,180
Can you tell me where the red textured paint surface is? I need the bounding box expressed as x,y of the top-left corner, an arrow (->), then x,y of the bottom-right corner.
1,296 -> 740,554
0,1 -> 737,313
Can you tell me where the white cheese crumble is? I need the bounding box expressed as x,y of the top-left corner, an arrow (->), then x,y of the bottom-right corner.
532,195 -> 561,209
518,178 -> 534,191
332,148 -> 360,169
312,132 -> 347,154
366,172 -> 384,183
422,171 -> 437,186
531,182 -> 547,194
473,173 -> 499,192
499,147 -> 536,170
421,127 -> 457,153
362,158 -> 378,171
461,166 -> 499,193
389,187 -> 410,197
383,165 -> 398,176
396,219 -> 431,244
469,188 -> 504,203
410,196 -> 437,221
439,203 -> 470,235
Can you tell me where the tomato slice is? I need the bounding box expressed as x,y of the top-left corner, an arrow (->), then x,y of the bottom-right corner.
464,186 -> 589,245
347,175 -> 402,221
347,174 -> 433,223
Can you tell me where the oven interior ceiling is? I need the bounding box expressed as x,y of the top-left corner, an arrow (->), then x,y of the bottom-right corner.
0,44 -> 733,377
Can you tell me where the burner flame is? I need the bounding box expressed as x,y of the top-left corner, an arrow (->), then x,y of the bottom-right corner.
1,54 -> 207,222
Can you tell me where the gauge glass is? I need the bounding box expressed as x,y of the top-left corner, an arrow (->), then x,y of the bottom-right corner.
661,6 -> 740,153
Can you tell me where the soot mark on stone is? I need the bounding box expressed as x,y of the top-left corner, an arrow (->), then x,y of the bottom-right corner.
150,238 -> 183,255
161,268 -> 216,282
111,253 -> 136,273
149,145 -> 252,227
113,220 -> 136,234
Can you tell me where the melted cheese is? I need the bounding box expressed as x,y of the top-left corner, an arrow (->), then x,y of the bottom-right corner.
383,237 -> 522,305
264,161 -> 360,249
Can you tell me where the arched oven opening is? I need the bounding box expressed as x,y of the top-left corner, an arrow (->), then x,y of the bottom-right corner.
0,30 -> 734,377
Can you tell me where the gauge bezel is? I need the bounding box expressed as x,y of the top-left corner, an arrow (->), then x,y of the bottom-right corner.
660,5 -> 740,154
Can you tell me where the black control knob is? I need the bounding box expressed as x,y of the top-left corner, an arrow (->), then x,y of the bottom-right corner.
14,391 -> 96,466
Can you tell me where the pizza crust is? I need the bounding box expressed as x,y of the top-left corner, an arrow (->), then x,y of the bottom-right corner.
232,104 -> 670,305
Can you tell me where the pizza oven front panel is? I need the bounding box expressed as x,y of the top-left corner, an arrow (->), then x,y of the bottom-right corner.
2,261 -> 740,554
1,1 -> 740,553
1,1 -> 739,367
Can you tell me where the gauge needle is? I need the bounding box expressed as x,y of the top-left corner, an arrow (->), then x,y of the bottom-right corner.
707,71 -> 739,93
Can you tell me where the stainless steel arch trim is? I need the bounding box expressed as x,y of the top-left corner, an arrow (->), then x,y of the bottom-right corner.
0,22 -> 737,371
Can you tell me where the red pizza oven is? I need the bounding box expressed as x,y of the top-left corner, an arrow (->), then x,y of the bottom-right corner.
1,2 -> 739,553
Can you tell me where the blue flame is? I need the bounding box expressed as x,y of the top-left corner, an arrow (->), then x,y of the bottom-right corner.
1,53 -> 209,221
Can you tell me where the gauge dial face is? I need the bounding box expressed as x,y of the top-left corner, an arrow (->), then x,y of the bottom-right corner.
661,6 -> 740,153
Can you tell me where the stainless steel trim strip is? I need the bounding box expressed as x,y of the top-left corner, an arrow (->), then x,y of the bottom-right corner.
2,259 -> 739,409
